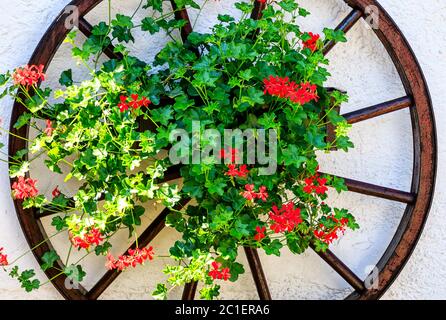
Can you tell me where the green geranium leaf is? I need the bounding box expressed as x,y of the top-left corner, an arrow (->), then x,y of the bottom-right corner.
152,283 -> 168,300
151,106 -> 173,126
205,178 -> 226,196
282,144 -> 307,168
13,112 -> 32,129
141,17 -> 160,34
229,219 -> 250,240
279,0 -> 298,12
229,262 -> 245,282
64,264 -> 86,282
264,239 -> 283,256
51,216 -> 67,231
41,250 -> 60,271
59,69 -> 73,87
95,242 -> 112,256
199,285 -> 220,300
143,0 -> 164,12
9,161 -> 30,178
323,28 -> 347,43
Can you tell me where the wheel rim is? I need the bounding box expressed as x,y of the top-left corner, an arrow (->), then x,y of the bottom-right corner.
8,0 -> 437,300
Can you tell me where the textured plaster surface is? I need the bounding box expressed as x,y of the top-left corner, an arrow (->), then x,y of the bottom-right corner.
0,0 -> 445,300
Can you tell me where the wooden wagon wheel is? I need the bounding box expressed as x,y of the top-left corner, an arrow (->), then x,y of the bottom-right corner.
8,0 -> 437,300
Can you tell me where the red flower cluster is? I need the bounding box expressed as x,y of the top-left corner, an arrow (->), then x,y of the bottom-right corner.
263,76 -> 319,105
52,186 -> 61,198
241,184 -> 268,202
303,173 -> 328,195
226,164 -> 249,178
303,32 -> 320,52
313,216 -> 349,244
12,64 -> 45,87
71,227 -> 104,250
12,176 -> 39,200
269,202 -> 303,233
118,94 -> 151,112
0,247 -> 8,266
44,119 -> 54,137
106,246 -> 154,271
254,226 -> 266,241
208,261 -> 231,281
219,148 -> 239,163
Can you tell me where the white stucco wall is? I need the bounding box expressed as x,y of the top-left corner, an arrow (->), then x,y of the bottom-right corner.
0,0 -> 445,300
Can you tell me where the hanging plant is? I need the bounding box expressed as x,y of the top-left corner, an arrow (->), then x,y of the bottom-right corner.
0,0 -> 358,299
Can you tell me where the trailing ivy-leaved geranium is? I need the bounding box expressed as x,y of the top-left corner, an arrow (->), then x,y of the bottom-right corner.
0,0 -> 358,299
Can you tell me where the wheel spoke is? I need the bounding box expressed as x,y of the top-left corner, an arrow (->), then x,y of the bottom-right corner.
182,281 -> 198,300
35,197 -> 76,219
311,246 -> 366,293
35,208 -> 71,219
251,1 -> 267,20
244,247 -> 272,300
78,17 -> 123,60
323,9 -> 363,55
169,1 -> 193,42
19,210 -> 89,299
321,172 -> 415,203
343,96 -> 413,124
87,197 -> 191,299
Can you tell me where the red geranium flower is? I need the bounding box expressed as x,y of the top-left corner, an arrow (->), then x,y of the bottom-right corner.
71,227 -> 104,250
254,226 -> 266,241
220,267 -> 231,281
256,186 -> 268,202
44,120 -> 54,137
226,164 -> 240,177
0,247 -> 8,266
303,173 -> 328,195
269,202 -> 303,233
118,94 -> 151,112
114,256 -> 128,271
237,164 -> 249,178
105,252 -> 116,270
85,227 -> 104,246
52,186 -> 61,198
287,82 -> 319,105
208,261 -> 222,280
12,176 -> 39,200
314,177 -> 328,195
12,64 -> 45,87
263,76 -> 292,99
208,261 -> 231,281
303,32 -> 320,52
241,184 -> 257,201
263,76 -> 319,105
139,96 -> 151,108
313,216 -> 349,244
106,246 -> 154,271
72,236 -> 90,249
219,148 -> 239,163
118,95 -> 129,112
225,164 -> 249,178
303,177 -> 314,194
129,94 -> 140,109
